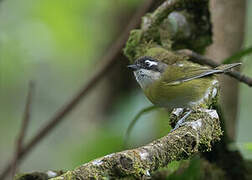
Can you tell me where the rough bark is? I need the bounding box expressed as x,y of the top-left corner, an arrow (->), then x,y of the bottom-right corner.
16,109 -> 222,179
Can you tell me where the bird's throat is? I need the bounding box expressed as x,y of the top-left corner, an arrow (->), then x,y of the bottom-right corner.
133,69 -> 161,89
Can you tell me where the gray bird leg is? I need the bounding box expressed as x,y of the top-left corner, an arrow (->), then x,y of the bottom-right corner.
171,109 -> 193,132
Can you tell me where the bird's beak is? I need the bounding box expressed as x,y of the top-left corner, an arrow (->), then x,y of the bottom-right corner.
127,64 -> 138,71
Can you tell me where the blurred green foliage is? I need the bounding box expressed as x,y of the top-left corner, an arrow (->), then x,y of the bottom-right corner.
223,46 -> 252,64
0,0 -> 146,173
244,143 -> 252,152
166,160 -> 181,173
72,127 -> 123,166
167,157 -> 201,180
237,0 -> 252,159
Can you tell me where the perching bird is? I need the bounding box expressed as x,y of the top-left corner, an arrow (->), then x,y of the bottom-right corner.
128,56 -> 240,123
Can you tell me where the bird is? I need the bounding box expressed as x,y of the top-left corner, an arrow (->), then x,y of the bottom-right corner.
128,56 -> 241,128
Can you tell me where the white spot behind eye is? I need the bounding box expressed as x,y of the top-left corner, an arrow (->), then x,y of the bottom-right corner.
145,60 -> 157,67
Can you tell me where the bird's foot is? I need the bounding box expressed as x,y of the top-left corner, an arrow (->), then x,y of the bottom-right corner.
170,109 -> 193,132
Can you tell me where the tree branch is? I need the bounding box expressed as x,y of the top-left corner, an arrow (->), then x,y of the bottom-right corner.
12,81 -> 35,178
16,109 -> 222,179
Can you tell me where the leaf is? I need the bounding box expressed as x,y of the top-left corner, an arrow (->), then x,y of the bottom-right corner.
244,142 -> 252,152
223,46 -> 252,64
166,157 -> 201,180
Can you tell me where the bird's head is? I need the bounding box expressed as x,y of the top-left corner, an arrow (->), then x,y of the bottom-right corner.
128,57 -> 167,89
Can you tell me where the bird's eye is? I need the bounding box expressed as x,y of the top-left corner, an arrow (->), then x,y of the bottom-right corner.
145,61 -> 150,66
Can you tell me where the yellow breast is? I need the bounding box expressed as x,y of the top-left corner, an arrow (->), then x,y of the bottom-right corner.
144,76 -> 218,109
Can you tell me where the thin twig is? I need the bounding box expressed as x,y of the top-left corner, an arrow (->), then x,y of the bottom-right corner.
11,82 -> 35,178
0,1 -> 155,179
124,105 -> 158,147
177,49 -> 252,87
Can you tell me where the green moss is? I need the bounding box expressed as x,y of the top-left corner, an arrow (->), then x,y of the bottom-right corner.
194,110 -> 222,151
15,172 -> 48,180
123,30 -> 143,62
169,107 -> 222,154
52,171 -> 74,180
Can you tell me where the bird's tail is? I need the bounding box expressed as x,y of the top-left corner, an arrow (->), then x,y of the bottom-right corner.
214,63 -> 241,73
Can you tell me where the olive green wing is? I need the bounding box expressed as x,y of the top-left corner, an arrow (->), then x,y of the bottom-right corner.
161,63 -> 240,85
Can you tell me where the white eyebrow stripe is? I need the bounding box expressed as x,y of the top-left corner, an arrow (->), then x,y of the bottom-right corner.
145,60 -> 157,66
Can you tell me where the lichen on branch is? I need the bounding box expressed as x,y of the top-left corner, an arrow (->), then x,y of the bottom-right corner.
16,107 -> 223,179
124,0 -> 212,63
48,109 -> 221,179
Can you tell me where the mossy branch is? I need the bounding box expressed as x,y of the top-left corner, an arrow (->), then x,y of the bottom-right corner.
124,0 -> 211,62
15,109 -> 221,180
63,109 -> 221,179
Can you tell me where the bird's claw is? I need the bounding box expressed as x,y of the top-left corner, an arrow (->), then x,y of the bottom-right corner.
170,110 -> 193,132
